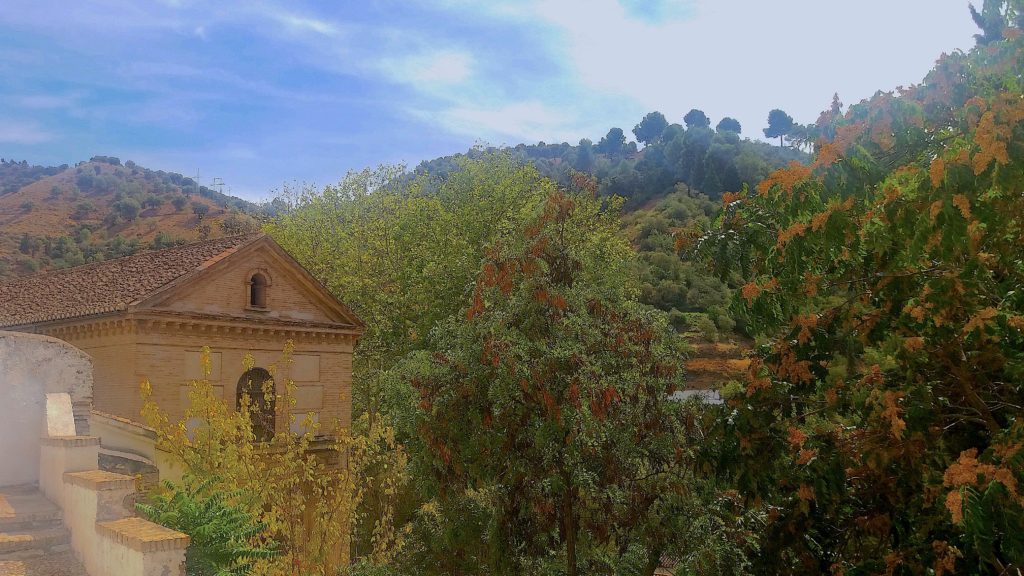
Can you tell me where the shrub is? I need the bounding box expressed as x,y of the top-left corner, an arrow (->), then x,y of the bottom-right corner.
137,475 -> 276,576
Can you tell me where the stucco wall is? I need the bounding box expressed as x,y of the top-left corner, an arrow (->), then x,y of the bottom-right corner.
0,330 -> 93,487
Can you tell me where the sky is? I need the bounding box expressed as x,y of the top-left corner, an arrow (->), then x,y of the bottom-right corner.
0,0 -> 979,201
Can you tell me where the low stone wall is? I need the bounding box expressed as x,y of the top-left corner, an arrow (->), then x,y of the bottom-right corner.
40,433 -> 188,576
0,330 -> 93,486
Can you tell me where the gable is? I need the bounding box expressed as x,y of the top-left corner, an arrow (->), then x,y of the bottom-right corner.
139,239 -> 360,327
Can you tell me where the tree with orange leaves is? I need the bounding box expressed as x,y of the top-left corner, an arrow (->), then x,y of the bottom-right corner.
694,4 -> 1024,573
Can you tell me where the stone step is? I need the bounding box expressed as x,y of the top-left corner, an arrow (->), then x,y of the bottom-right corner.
0,550 -> 88,575
0,488 -> 62,531
0,525 -> 70,554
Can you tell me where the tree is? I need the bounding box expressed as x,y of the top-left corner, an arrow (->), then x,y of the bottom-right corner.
969,0 -> 1022,44
716,117 -> 742,134
633,111 -> 669,145
191,201 -> 210,219
142,194 -> 164,210
695,24 -> 1024,573
171,195 -> 188,211
268,153 -> 558,432
407,190 -> 692,576
574,138 -> 594,171
596,127 -> 628,157
141,347 -> 409,575
763,109 -> 794,146
683,108 -> 711,129
72,201 -> 94,220
114,198 -> 141,221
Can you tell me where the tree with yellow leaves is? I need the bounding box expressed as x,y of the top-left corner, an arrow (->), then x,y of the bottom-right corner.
140,345 -> 409,576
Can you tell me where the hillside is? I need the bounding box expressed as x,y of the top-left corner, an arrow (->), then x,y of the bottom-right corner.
416,109 -> 809,209
0,156 -> 264,279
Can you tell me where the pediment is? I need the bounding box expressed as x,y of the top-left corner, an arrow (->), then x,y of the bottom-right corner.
132,236 -> 362,328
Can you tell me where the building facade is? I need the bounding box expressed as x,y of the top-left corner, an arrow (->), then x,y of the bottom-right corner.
0,234 -> 363,442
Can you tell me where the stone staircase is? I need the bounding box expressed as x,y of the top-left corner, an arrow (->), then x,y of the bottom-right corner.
0,484 -> 86,576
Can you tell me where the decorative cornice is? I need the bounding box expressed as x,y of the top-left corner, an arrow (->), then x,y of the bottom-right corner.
30,311 -> 358,345
133,311 -> 359,344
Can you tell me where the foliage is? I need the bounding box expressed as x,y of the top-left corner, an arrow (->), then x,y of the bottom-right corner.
268,153 -> 558,429
597,127 -> 632,157
621,189 -> 733,333
404,190 -> 697,576
695,15 -> 1024,573
763,109 -> 794,146
137,474 -> 276,576
417,118 -> 806,209
634,112 -> 670,145
192,200 -> 211,218
684,109 -> 712,129
0,158 -> 64,195
716,117 -> 742,134
140,346 -> 409,575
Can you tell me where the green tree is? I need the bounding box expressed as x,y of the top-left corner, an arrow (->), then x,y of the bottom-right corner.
716,117 -> 742,134
72,201 -> 95,220
172,195 -> 188,211
763,108 -> 794,146
683,108 -> 711,129
407,190 -> 690,576
970,0 -> 1019,44
633,111 -> 669,145
596,127 -> 628,157
114,198 -> 141,221
268,153 -> 558,431
192,201 -> 210,219
574,138 -> 595,171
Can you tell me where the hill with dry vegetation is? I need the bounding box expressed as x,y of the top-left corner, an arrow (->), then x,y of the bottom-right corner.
0,156 -> 265,279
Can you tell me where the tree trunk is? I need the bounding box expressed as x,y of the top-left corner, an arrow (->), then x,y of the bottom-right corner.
563,472 -> 577,576
644,546 -> 663,576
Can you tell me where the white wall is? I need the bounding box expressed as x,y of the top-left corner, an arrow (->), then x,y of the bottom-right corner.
0,330 -> 93,486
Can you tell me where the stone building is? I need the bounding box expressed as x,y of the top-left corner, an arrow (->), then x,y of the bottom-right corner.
0,233 -> 363,453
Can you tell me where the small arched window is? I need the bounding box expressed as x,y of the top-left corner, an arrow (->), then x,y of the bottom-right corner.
249,273 -> 268,308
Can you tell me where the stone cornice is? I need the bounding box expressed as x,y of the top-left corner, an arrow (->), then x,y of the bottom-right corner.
37,316 -> 135,341
133,311 -> 359,344
29,310 -> 359,345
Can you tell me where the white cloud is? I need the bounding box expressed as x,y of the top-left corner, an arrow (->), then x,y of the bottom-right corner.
272,12 -> 340,36
431,0 -> 977,143
380,50 -> 474,87
428,100 -> 587,144
0,121 -> 55,144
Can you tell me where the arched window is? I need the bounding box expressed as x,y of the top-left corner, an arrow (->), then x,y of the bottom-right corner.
249,273 -> 268,308
236,368 -> 275,441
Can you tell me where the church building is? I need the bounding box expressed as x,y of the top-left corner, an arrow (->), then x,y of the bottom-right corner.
0,233 -> 362,446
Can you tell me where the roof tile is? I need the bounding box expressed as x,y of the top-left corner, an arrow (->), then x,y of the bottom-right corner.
0,234 -> 262,328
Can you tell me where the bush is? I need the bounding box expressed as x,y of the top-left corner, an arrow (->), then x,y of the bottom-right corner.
19,201 -> 34,213
171,195 -> 188,211
113,198 -> 141,221
191,201 -> 210,219
72,202 -> 94,220
137,475 -> 276,576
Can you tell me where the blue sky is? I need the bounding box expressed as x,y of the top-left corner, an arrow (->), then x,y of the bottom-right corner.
1,1 -> 978,200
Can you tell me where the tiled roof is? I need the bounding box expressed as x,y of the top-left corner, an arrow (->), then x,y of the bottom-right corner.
0,234 -> 263,328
